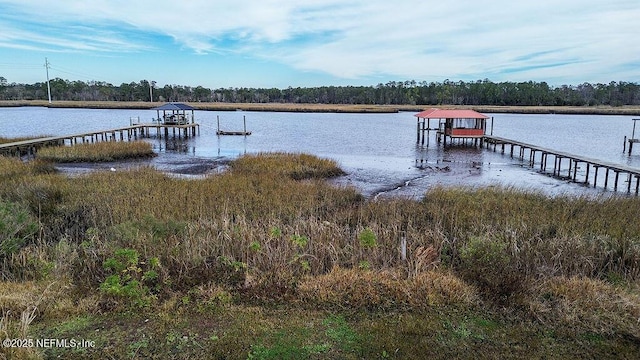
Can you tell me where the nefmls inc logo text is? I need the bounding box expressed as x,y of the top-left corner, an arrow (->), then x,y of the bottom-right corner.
37,338 -> 95,348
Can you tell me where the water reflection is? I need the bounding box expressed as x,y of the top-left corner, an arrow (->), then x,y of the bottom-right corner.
152,138 -> 195,154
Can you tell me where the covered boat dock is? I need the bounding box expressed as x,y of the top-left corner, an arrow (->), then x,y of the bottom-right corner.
414,108 -> 490,147
153,102 -> 196,125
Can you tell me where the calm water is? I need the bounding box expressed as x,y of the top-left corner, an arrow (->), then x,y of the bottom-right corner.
2,107 -> 639,198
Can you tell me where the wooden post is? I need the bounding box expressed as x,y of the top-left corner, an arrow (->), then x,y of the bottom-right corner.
217,115 -> 221,134
593,166 -> 599,188
557,156 -> 562,176
529,149 -> 535,167
627,173 -> 633,193
604,169 -> 609,189
584,163 -> 590,185
614,171 -> 620,191
244,115 -> 247,135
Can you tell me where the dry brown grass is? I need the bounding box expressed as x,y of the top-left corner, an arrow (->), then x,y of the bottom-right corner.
4,100 -> 640,115
229,152 -> 345,180
36,141 -> 155,162
0,282 -> 74,320
0,100 -> 400,113
529,276 -> 640,338
0,280 -> 97,360
297,267 -> 477,310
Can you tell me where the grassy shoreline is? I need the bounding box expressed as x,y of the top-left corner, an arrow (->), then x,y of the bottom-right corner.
36,141 -> 156,162
2,100 -> 640,115
1,153 -> 640,358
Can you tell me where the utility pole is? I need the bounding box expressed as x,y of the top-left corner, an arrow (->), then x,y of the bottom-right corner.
150,80 -> 156,102
44,57 -> 52,104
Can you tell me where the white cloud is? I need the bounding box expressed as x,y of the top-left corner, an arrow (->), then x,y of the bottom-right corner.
1,0 -> 639,83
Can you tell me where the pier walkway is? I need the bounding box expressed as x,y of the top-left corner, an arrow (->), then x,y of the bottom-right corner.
484,135 -> 640,194
0,122 -> 199,157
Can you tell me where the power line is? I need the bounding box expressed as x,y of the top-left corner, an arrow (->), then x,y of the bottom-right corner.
0,62 -> 42,70
0,60 -> 109,84
48,64 -> 107,82
49,66 -> 99,81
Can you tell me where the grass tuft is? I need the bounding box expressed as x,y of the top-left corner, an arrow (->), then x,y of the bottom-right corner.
36,141 -> 155,162
297,268 -> 477,310
229,152 -> 345,180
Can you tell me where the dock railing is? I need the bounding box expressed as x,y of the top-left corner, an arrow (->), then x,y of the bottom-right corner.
484,135 -> 640,194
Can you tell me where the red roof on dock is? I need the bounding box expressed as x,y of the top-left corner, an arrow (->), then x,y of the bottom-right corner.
414,108 -> 489,119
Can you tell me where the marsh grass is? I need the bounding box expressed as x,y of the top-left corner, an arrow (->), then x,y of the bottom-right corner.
1,153 -> 640,357
529,276 -> 640,338
6,100 -> 640,115
229,152 -> 346,180
297,268 -> 477,310
35,141 -> 155,162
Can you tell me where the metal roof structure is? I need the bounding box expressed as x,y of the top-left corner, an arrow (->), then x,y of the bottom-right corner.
414,108 -> 489,119
152,102 -> 195,111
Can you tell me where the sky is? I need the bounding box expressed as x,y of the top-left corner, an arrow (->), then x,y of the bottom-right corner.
0,0 -> 639,89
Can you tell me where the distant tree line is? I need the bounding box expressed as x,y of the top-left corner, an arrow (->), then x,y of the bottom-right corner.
1,76 -> 639,106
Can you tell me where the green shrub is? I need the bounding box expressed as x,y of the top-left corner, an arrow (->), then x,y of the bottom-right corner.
0,201 -> 39,263
100,248 -> 162,308
358,228 -> 377,249
457,236 -> 523,301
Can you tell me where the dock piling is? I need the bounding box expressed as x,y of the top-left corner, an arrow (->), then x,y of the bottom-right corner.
485,135 -> 640,195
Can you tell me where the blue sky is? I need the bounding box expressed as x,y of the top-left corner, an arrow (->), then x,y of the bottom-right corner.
1,0 -> 639,89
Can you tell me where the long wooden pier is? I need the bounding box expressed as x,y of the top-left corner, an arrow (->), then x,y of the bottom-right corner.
484,135 -> 640,194
0,122 -> 199,157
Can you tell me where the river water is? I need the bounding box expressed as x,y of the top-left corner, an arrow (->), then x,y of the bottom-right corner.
1,107 -> 639,198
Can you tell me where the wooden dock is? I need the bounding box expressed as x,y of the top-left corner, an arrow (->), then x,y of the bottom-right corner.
627,138 -> 640,155
216,115 -> 251,136
216,130 -> 252,136
0,123 -> 199,157
623,118 -> 640,155
484,135 -> 640,194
